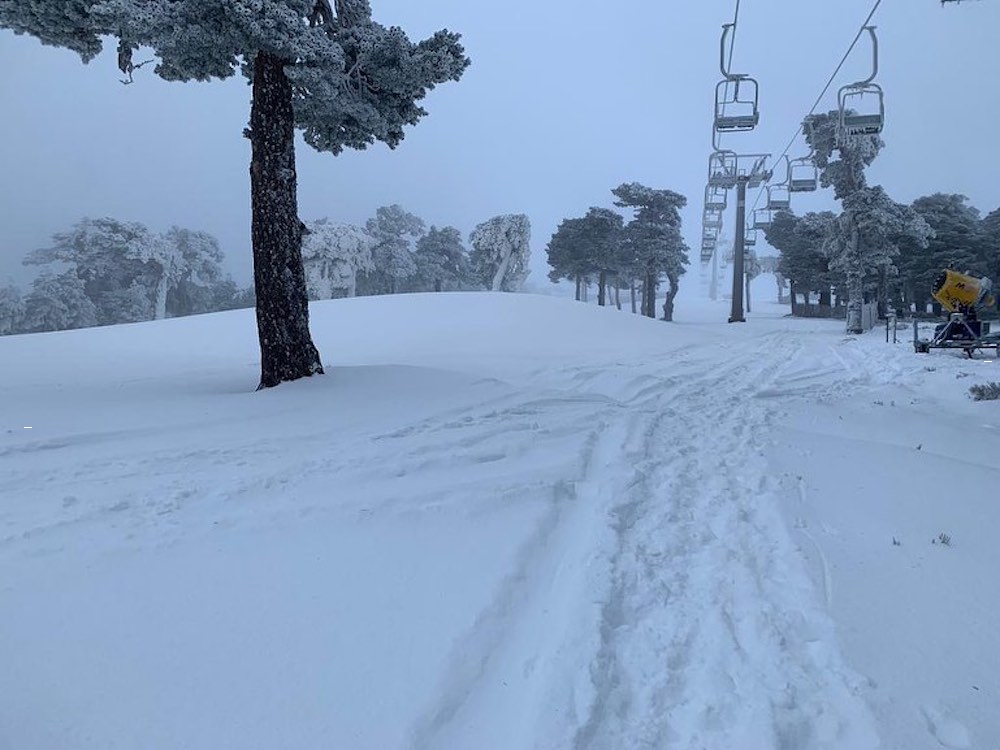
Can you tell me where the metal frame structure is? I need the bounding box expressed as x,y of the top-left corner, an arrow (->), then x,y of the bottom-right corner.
704,184 -> 728,211
766,183 -> 791,211
714,23 -> 760,134
914,314 -> 1000,357
838,26 -> 884,139
752,208 -> 775,229
788,156 -> 819,192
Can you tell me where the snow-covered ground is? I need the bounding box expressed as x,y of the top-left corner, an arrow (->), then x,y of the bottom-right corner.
1,284 -> 997,749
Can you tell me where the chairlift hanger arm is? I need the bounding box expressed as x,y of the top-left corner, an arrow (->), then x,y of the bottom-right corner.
719,23 -> 747,80
853,26 -> 879,87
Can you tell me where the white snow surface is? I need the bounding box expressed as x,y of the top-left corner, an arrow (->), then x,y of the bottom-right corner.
1,287 -> 998,749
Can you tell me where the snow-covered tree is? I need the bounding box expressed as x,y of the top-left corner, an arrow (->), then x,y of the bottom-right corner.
469,214 -> 531,292
414,226 -> 469,292
612,183 -> 689,320
803,110 -> 883,201
545,208 -> 624,305
765,210 -> 839,306
21,272 -> 99,333
896,194 -> 987,312
546,217 -> 592,300
302,219 -> 374,298
802,110 -> 886,328
0,283 -> 24,335
163,227 -> 227,317
359,205 -> 424,295
824,187 -> 932,330
981,207 -> 1000,290
24,217 -> 178,324
0,1 -> 469,388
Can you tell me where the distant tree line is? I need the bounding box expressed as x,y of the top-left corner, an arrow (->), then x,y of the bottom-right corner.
765,195 -> 1000,317
301,206 -> 531,301
760,110 -> 1000,327
0,206 -> 533,336
545,182 -> 690,321
0,218 -> 254,336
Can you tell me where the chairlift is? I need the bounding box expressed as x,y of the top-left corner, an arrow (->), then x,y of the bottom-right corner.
701,238 -> 716,262
839,84 -> 885,137
714,78 -> 760,133
703,206 -> 723,230
766,184 -> 791,211
752,208 -> 774,229
708,150 -> 739,189
744,227 -> 758,248
704,184 -> 728,211
788,156 -> 819,193
838,27 -> 884,139
702,224 -> 719,243
714,23 -> 760,133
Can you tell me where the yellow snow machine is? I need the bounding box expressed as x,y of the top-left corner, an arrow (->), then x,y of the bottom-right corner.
914,270 -> 1000,357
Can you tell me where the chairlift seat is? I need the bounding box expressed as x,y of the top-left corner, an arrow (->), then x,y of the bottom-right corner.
842,113 -> 883,135
714,113 -> 760,132
789,178 -> 818,193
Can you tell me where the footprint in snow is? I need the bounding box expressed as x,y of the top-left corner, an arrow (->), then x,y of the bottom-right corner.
921,705 -> 971,749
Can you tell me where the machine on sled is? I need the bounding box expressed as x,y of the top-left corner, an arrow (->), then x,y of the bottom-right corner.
913,269 -> 1000,357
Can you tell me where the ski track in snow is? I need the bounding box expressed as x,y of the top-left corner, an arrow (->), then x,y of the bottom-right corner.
406,332 -> 881,750
1,322 -> 889,749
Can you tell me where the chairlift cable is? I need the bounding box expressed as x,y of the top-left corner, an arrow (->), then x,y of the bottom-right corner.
748,0 -> 884,213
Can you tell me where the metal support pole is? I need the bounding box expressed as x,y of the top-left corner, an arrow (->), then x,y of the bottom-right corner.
729,176 -> 748,323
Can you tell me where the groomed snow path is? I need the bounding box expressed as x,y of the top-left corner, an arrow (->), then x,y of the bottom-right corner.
1,293 -> 882,749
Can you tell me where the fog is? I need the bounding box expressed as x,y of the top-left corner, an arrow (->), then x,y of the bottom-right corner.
1,0 -> 996,289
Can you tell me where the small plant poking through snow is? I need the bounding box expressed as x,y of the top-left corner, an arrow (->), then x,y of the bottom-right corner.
933,533 -> 952,546
969,382 -> 1000,401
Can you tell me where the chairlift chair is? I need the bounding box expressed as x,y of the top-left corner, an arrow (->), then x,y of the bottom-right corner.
766,184 -> 791,211
703,206 -> 724,230
752,208 -> 774,229
701,238 -> 716,262
714,77 -> 760,133
708,150 -> 739,189
744,227 -> 758,248
788,157 -> 819,193
704,184 -> 728,211
837,26 -> 884,139
838,84 -> 885,137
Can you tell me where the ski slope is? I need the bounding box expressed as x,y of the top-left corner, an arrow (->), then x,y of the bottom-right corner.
1,288 -> 997,749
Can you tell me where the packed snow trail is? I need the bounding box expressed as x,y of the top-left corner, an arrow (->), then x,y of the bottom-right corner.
408,330 -> 879,749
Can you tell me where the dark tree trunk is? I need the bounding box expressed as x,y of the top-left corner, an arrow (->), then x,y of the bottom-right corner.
661,284 -> 677,320
745,274 -> 752,314
250,52 -> 323,389
575,275 -> 582,301
819,288 -> 832,307
630,281 -> 637,314
614,280 -> 621,310
643,271 -> 657,318
598,271 -> 607,306
435,277 -> 442,292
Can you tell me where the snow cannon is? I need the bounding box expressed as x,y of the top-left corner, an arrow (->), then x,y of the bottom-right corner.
915,270 -> 1000,357
931,269 -> 994,313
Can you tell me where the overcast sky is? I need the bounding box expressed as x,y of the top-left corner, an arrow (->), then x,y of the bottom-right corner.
1,0 -> 997,289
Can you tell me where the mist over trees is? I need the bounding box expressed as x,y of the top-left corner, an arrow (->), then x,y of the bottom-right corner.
0,218 -> 251,335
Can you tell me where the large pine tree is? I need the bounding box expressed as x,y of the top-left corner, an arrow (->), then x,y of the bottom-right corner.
0,1 -> 469,388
